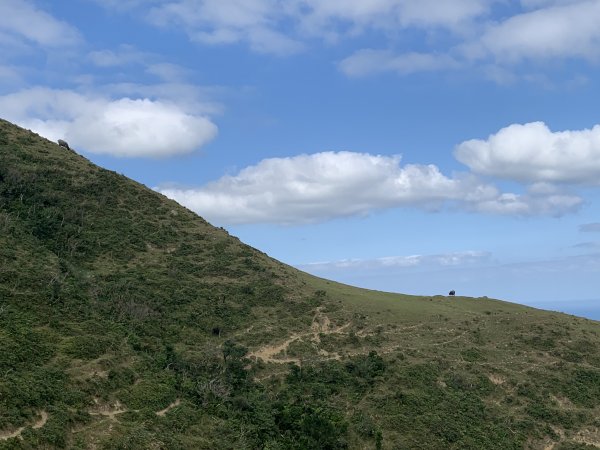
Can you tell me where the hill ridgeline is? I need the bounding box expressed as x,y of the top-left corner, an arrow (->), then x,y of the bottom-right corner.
1,119 -> 599,449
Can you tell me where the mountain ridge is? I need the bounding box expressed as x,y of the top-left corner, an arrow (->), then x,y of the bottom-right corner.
1,118 -> 599,449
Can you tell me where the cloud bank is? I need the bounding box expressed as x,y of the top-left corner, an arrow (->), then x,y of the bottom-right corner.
139,0 -> 492,55
94,0 -> 600,83
157,151 -> 581,224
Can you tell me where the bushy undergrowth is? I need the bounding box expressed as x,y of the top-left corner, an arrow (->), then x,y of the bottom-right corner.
1,119 -> 600,449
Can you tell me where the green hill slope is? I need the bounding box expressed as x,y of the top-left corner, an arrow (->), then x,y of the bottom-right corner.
1,119 -> 599,449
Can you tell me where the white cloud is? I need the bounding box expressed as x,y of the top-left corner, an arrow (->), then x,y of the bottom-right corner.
472,192 -> 582,217
301,250 -> 492,272
157,151 -> 578,224
386,0 -> 490,28
0,87 -> 217,157
345,1 -> 600,80
519,0 -> 589,10
476,1 -> 600,63
157,151 -> 490,224
91,0 -> 600,81
147,0 -> 304,55
339,50 -> 458,77
455,121 -> 600,184
0,0 -> 81,47
98,0 -> 493,55
296,0 -> 491,35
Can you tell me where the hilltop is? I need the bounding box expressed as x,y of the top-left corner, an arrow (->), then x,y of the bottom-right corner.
1,118 -> 599,449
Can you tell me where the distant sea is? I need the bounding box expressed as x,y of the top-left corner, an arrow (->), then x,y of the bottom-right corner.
527,300 -> 600,322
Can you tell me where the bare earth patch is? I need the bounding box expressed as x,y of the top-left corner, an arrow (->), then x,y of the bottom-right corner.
156,399 -> 181,417
574,427 -> 600,448
249,308 -> 351,364
0,410 -> 48,441
488,374 -> 506,385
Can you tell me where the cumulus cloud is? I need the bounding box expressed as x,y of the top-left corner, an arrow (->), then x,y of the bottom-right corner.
156,151 -> 578,224
339,50 -> 458,77
157,151 -> 490,224
0,0 -> 81,47
455,121 -> 600,184
0,87 -> 217,157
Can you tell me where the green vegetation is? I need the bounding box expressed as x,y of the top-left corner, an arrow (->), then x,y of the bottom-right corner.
1,118 -> 599,449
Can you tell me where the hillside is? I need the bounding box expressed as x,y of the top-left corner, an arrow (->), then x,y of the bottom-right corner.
1,118 -> 599,450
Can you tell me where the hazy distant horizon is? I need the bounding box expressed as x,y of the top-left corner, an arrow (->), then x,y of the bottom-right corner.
526,299 -> 600,322
296,259 -> 600,322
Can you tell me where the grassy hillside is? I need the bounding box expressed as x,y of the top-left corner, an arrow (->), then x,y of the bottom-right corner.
1,118 -> 599,449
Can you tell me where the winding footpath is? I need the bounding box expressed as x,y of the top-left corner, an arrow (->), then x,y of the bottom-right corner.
0,411 -> 48,441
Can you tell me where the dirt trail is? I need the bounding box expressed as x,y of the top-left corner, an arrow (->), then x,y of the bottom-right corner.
0,410 -> 48,441
0,427 -> 26,441
539,426 -> 599,450
573,428 -> 600,448
356,322 -> 426,338
428,330 -> 468,347
32,411 -> 48,429
156,399 -> 181,417
250,334 -> 304,364
488,374 -> 506,385
249,308 -> 351,364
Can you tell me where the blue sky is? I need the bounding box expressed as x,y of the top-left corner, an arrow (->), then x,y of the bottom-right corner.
2,0 -> 600,319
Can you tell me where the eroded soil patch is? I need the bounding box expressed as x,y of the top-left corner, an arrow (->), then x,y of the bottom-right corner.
0,410 -> 48,441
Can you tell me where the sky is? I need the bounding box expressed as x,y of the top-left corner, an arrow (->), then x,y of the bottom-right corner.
2,0 -> 600,320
